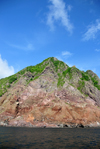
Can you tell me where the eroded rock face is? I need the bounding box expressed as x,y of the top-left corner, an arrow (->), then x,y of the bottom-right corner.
0,75 -> 100,128
0,58 -> 100,128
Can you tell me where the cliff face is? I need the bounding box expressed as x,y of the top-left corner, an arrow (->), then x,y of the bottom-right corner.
0,57 -> 100,128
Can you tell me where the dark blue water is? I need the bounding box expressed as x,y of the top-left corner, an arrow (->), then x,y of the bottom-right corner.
0,127 -> 100,149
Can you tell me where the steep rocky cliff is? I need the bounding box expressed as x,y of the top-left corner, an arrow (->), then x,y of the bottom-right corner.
0,57 -> 100,128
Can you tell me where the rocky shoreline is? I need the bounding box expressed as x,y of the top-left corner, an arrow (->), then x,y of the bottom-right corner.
0,121 -> 100,128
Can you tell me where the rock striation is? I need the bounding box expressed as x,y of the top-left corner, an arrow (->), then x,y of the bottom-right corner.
0,57 -> 100,128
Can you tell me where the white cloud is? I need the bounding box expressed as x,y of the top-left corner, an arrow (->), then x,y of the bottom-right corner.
9,43 -> 34,51
62,51 -> 72,56
95,49 -> 100,52
47,0 -> 73,33
55,50 -> 73,66
67,5 -> 72,11
56,55 -> 73,67
0,55 -> 15,79
82,20 -> 100,41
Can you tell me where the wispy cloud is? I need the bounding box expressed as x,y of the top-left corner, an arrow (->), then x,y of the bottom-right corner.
95,49 -> 100,52
0,55 -> 15,79
8,43 -> 34,51
82,19 -> 100,41
47,0 -> 73,33
56,55 -> 73,67
55,50 -> 73,66
67,5 -> 72,12
62,51 -> 72,56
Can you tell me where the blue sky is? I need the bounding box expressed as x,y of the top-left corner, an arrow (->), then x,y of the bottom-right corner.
0,0 -> 100,78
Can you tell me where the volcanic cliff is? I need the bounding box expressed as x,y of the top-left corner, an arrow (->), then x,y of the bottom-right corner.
0,57 -> 100,128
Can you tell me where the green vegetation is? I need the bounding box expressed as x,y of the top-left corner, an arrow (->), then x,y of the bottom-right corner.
18,69 -> 26,75
0,90 -> 3,97
51,58 -> 60,71
81,72 -> 90,81
86,70 -> 100,90
18,57 -> 50,75
0,57 -> 52,96
69,83 -> 75,87
9,75 -> 17,84
24,57 -> 69,88
7,85 -> 10,88
0,58 -> 51,96
62,67 -> 81,80
0,74 -> 18,97
77,80 -> 85,92
65,102 -> 69,105
63,67 -> 72,79
57,73 -> 65,87
0,57 -> 100,97
91,76 -> 100,90
25,59 -> 50,75
50,57 -> 68,72
91,77 -> 98,86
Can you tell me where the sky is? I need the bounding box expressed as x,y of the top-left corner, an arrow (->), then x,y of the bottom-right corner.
0,0 -> 100,79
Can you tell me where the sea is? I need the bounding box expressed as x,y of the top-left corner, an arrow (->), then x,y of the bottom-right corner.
0,127 -> 100,149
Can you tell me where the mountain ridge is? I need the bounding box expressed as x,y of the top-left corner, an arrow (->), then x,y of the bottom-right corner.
0,57 -> 100,128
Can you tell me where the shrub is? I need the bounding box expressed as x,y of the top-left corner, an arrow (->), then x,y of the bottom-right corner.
91,76 -> 100,90
91,77 -> 98,85
51,57 -> 67,72
57,73 -> 65,87
18,69 -> 26,75
0,90 -> 3,97
9,76 -> 17,84
7,85 -> 10,88
81,72 -> 90,81
63,67 -> 72,79
77,80 -> 85,92
95,85 -> 100,90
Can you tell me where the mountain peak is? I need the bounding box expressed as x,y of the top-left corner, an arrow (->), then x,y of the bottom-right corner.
0,57 -> 100,127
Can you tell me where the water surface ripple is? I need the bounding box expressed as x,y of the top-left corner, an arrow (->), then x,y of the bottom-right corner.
0,127 -> 100,149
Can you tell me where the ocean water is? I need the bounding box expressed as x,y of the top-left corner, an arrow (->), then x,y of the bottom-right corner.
0,127 -> 100,149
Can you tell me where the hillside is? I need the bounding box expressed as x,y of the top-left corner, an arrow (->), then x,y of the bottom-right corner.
0,57 -> 100,128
